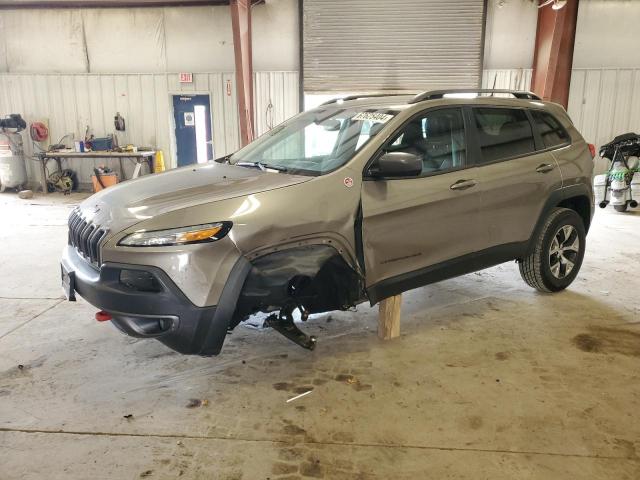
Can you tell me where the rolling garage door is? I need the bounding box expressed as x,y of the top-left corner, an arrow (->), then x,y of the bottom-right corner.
303,0 -> 486,93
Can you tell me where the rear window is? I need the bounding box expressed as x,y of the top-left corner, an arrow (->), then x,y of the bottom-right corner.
473,107 -> 536,163
531,110 -> 570,149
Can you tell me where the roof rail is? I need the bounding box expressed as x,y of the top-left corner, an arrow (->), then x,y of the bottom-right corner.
409,89 -> 541,104
320,93 -> 401,106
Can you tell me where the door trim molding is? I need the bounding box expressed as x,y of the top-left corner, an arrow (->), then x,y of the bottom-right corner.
366,242 -> 526,305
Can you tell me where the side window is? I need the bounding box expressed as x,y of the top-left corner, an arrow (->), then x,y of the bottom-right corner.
384,108 -> 466,175
531,110 -> 570,149
473,108 -> 536,163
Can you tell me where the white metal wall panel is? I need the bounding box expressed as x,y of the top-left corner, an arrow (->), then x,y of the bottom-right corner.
573,0 -> 640,69
0,1 -> 299,74
303,0 -> 485,93
254,72 -> 300,137
568,68 -> 640,173
0,71 -> 298,187
482,69 -> 532,91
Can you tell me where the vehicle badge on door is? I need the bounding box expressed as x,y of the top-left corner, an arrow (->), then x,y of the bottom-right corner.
343,177 -> 354,188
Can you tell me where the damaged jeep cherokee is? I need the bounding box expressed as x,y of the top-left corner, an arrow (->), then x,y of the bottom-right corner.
61,89 -> 594,355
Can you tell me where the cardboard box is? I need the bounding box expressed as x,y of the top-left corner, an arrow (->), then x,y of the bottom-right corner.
91,173 -> 118,192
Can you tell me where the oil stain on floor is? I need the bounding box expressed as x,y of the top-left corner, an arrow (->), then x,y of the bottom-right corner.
572,326 -> 640,357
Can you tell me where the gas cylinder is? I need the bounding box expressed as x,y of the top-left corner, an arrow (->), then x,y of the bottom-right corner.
0,132 -> 27,192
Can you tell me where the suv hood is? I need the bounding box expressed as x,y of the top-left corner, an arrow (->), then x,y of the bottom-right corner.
79,162 -> 310,232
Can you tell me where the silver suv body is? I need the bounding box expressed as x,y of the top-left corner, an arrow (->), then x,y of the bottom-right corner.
61,90 -> 594,355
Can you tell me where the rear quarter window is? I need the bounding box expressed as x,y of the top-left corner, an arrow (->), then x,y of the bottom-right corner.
473,107 -> 536,163
530,110 -> 571,149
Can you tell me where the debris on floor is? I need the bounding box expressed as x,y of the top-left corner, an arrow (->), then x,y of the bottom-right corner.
335,373 -> 357,384
286,390 -> 313,403
185,398 -> 208,408
18,190 -> 33,199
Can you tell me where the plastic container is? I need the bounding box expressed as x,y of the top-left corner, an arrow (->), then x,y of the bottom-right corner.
91,137 -> 113,151
632,172 -> 640,202
593,174 -> 607,205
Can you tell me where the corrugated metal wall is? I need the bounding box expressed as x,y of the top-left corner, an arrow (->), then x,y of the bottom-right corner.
253,71 -> 300,137
568,68 -> 640,173
303,0 -> 485,93
5,66 -> 634,187
0,71 -> 298,187
0,2 -> 299,74
482,69 -> 533,91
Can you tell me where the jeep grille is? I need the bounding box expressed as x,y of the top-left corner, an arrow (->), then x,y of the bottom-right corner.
68,209 -> 107,267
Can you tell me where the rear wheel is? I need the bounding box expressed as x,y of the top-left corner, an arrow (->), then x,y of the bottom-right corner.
614,204 -> 628,212
519,208 -> 586,293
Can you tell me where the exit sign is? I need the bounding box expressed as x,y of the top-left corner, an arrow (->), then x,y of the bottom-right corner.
179,73 -> 193,83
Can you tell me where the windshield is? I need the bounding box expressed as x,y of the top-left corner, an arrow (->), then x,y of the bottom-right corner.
227,106 -> 398,175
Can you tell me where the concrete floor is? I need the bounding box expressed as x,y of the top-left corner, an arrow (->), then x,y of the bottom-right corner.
0,192 -> 639,480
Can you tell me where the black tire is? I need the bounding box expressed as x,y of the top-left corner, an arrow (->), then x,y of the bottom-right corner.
519,208 -> 586,293
614,204 -> 628,212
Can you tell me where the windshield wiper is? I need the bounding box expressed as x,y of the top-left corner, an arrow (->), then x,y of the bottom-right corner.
263,163 -> 289,172
236,161 -> 289,173
236,161 -> 267,171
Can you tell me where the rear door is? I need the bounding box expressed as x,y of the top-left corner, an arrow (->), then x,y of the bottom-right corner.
361,107 -> 485,295
471,106 -> 563,250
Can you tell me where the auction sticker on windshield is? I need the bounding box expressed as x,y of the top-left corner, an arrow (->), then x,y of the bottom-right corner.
352,112 -> 393,123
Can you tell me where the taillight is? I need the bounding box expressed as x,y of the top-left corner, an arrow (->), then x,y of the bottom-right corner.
588,143 -> 596,159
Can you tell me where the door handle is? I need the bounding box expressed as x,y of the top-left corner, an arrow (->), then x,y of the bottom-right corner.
536,163 -> 555,173
450,179 -> 477,191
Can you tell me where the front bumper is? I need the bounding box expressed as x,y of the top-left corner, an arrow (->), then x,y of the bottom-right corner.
61,246 -> 250,355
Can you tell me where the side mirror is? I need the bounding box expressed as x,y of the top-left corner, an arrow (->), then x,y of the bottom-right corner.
374,152 -> 422,178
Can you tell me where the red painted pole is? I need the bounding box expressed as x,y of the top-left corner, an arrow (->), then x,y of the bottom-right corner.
531,1 -> 579,109
230,0 -> 255,147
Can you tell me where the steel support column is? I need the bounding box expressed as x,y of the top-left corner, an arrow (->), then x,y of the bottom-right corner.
531,0 -> 579,108
230,0 -> 254,146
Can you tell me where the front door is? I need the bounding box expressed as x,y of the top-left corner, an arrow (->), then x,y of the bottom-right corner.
172,94 -> 213,167
361,107 -> 485,299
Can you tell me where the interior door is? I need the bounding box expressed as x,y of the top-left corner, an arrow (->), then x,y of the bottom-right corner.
361,107 -> 485,297
470,106 -> 563,250
172,94 -> 213,167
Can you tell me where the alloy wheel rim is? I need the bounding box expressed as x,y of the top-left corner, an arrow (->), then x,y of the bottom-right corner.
548,225 -> 580,279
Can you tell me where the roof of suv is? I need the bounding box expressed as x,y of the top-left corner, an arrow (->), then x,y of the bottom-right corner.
318,90 -> 554,112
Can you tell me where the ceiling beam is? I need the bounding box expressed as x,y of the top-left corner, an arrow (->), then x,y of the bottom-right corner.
0,0 -> 264,8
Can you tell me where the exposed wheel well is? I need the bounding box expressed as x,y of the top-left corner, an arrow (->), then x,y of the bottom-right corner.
557,195 -> 592,232
230,245 -> 364,329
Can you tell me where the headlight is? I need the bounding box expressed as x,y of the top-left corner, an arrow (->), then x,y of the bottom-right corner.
118,222 -> 232,247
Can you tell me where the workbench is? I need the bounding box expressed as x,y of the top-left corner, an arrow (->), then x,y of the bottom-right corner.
36,150 -> 155,194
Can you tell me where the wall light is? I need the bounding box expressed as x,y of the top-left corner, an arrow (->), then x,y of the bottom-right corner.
552,0 -> 567,10
538,0 -> 567,9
